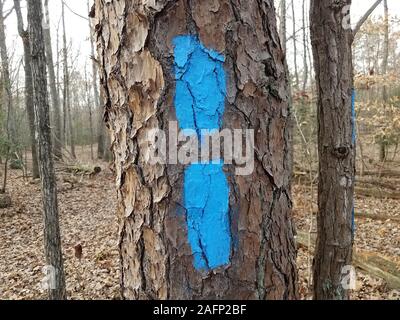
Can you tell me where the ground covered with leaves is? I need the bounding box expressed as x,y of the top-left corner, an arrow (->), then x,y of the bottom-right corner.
0,162 -> 399,300
0,165 -> 120,300
293,181 -> 400,300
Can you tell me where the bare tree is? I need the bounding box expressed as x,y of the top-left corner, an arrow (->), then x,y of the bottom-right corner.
13,0 -> 39,179
87,0 -> 105,160
27,0 -> 66,300
0,1 -> 17,174
380,0 -> 389,161
291,0 -> 299,90
301,0 -> 308,92
280,0 -> 287,54
43,0 -> 63,160
61,1 -> 75,158
311,0 -> 384,300
84,66 -> 94,160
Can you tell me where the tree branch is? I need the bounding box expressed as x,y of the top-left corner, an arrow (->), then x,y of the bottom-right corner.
3,5 -> 14,20
353,0 -> 384,38
61,0 -> 89,21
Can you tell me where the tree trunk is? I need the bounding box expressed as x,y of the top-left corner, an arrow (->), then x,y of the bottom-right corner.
87,0 -> 105,160
380,0 -> 389,162
93,0 -> 298,300
310,0 -> 355,300
61,2 -> 75,159
301,0 -> 308,92
27,0 -> 66,300
0,0 -> 17,159
14,0 -> 39,179
44,0 -> 63,160
280,0 -> 287,55
85,67 -> 94,160
291,0 -> 299,91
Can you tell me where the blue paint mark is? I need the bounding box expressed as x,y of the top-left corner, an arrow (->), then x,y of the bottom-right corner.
173,35 -> 231,270
173,35 -> 226,134
184,162 -> 231,270
352,89 -> 356,145
352,89 -> 356,237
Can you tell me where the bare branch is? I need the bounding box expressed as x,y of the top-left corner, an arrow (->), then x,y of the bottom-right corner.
3,5 -> 14,20
353,0 -> 383,38
61,0 -> 89,21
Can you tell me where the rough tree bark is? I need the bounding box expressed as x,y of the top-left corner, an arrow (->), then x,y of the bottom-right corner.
94,0 -> 297,299
28,0 -> 66,300
43,0 -> 63,160
311,0 -> 386,300
13,0 -> 39,178
310,0 -> 355,300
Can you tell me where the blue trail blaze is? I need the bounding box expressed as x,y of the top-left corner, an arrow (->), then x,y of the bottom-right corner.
351,89 -> 356,237
352,89 -> 357,145
173,35 -> 231,270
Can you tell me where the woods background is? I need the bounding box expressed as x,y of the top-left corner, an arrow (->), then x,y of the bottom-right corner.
0,0 -> 399,300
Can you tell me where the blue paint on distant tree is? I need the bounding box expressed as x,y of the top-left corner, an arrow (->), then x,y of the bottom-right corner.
352,89 -> 356,237
173,35 -> 231,270
352,89 -> 357,145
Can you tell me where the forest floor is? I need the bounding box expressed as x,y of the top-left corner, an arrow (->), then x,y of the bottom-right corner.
0,151 -> 399,300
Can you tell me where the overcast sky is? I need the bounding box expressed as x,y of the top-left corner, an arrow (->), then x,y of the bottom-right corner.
2,0 -> 399,74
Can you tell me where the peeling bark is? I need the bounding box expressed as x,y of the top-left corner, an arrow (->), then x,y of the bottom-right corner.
94,0 -> 297,299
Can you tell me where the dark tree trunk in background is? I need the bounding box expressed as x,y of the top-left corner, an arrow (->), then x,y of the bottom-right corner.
94,0 -> 297,299
310,0 -> 355,300
28,0 -> 66,300
44,0 -> 63,160
14,0 -> 39,179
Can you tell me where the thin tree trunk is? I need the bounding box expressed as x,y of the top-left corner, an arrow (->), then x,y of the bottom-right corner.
380,0 -> 389,162
280,0 -> 287,55
94,0 -> 298,299
291,0 -> 299,91
85,67 -> 94,160
301,0 -> 308,92
310,0 -> 355,300
43,0 -> 63,160
27,0 -> 66,300
56,22 -> 61,117
88,0 -> 105,160
14,0 -> 39,178
61,2 -> 75,158
0,0 -> 17,162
